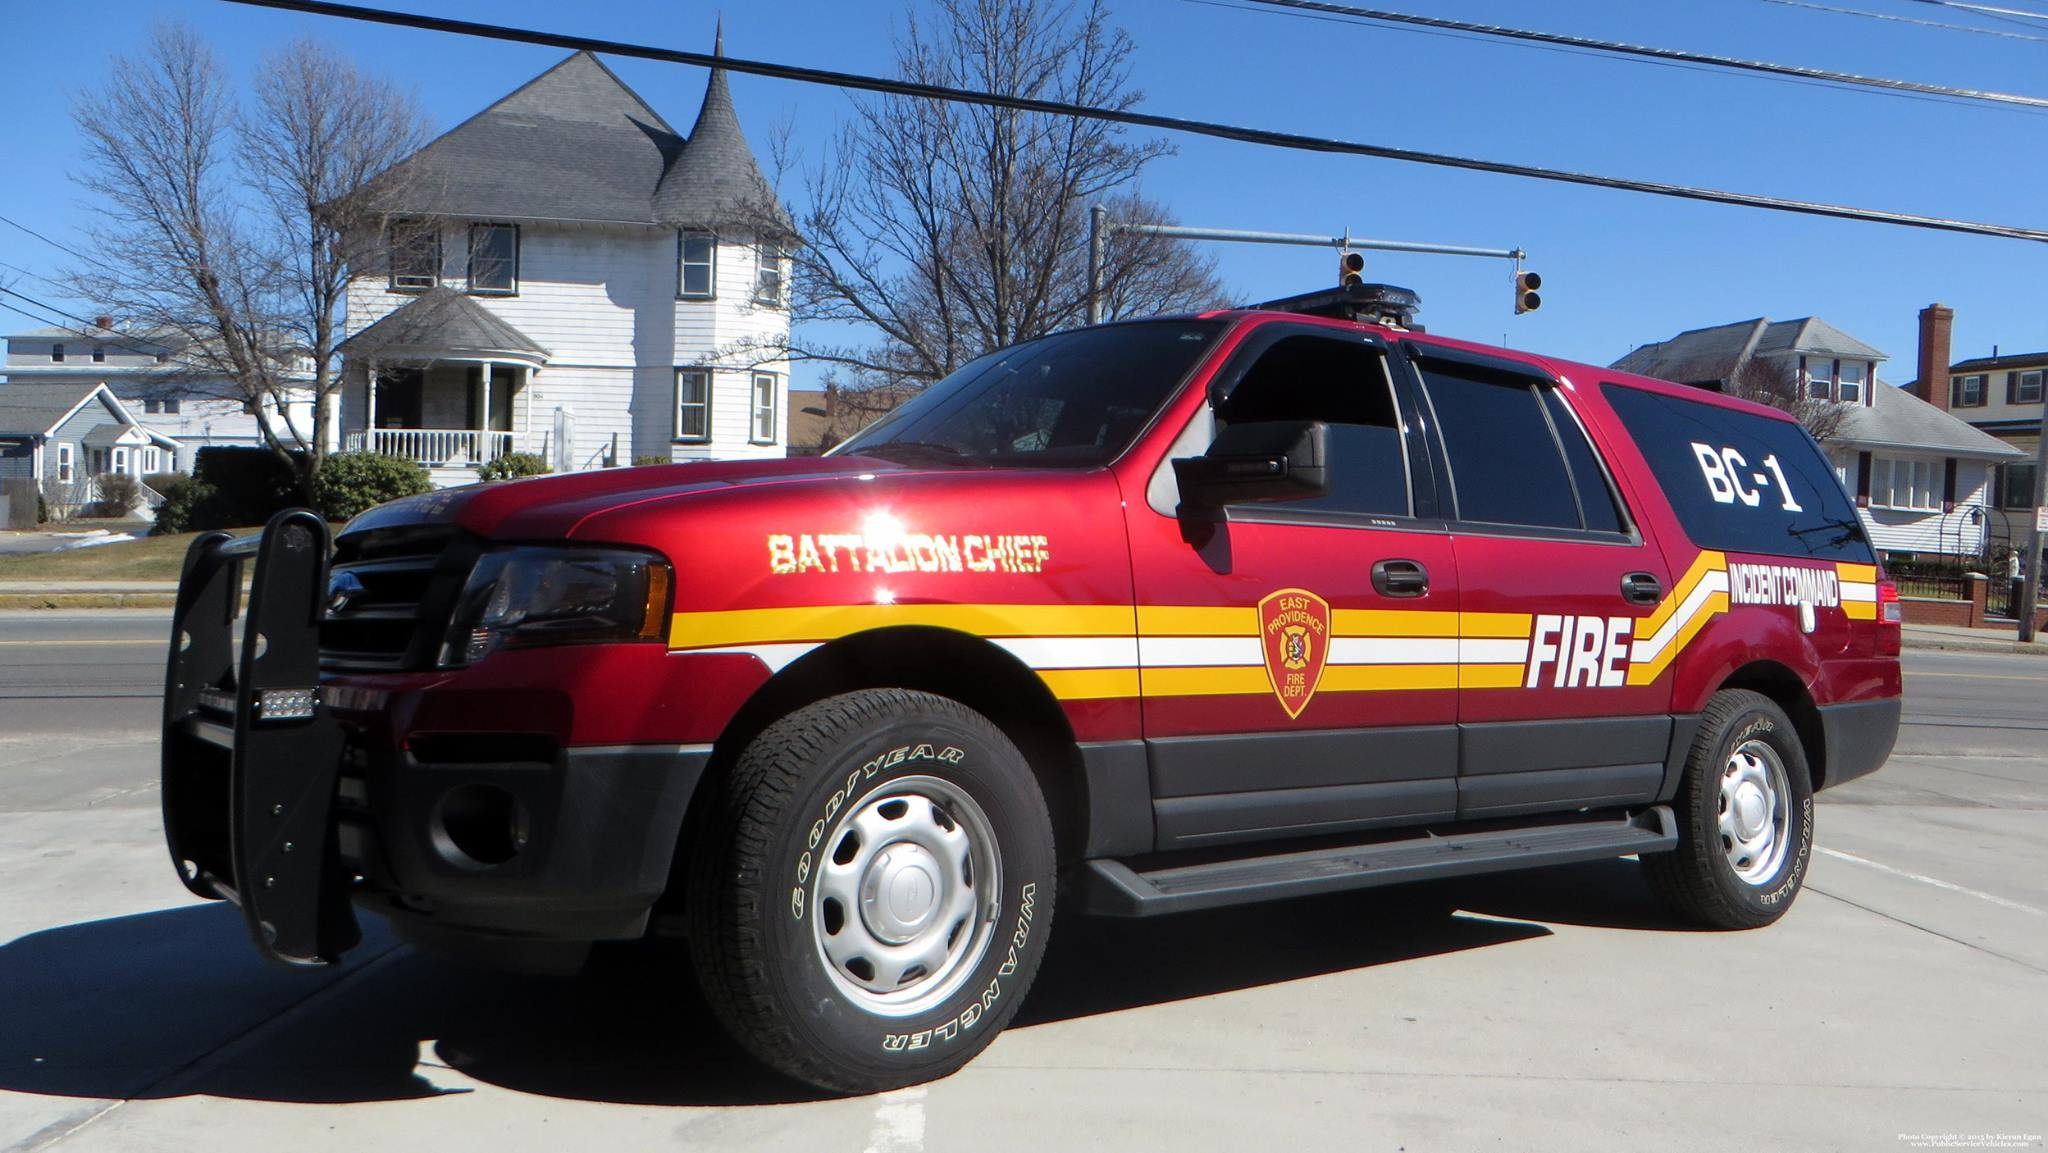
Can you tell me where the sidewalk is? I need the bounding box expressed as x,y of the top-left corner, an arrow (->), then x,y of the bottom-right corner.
1900,620 -> 2048,656
0,580 -> 179,610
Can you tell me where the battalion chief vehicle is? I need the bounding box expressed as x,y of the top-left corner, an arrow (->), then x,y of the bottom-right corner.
161,283 -> 1902,1094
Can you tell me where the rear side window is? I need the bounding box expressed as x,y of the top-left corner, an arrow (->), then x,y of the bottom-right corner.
1419,363 -> 1615,533
1601,383 -> 1875,563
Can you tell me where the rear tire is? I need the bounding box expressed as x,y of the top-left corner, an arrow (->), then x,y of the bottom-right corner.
686,689 -> 1056,1094
1643,689 -> 1814,929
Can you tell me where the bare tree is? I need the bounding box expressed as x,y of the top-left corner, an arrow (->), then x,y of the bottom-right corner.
1728,356 -> 1849,444
69,23 -> 423,471
241,38 -> 426,465
773,0 -> 1225,392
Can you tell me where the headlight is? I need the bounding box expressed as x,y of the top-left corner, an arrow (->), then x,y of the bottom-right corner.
439,546 -> 672,667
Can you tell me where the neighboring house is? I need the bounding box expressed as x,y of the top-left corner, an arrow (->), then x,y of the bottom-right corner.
339,43 -> 794,487
1,322 -> 316,471
0,382 -> 180,500
1615,311 -> 2023,561
1904,303 -> 2044,522
785,382 -> 913,456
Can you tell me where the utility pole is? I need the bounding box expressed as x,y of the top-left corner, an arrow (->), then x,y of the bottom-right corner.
1082,208 -> 1527,326
2019,420 -> 2048,642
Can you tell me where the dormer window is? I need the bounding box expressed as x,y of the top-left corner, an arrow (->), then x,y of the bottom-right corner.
389,219 -> 440,290
1804,357 -> 1834,400
679,231 -> 716,299
1837,360 -> 1864,404
754,241 -> 787,306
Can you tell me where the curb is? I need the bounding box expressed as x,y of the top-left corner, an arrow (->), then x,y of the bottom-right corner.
1900,634 -> 2048,657
0,593 -> 179,610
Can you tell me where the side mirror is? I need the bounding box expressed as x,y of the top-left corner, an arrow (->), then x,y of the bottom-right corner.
1172,419 -> 1331,512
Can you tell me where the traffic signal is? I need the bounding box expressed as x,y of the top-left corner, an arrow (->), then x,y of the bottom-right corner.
1339,250 -> 1366,288
1514,269 -> 1542,314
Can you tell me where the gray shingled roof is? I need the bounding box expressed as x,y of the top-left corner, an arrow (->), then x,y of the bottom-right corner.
338,289 -> 550,363
1838,382 -> 2026,459
654,59 -> 793,232
1614,316 -> 1888,387
0,383 -> 108,436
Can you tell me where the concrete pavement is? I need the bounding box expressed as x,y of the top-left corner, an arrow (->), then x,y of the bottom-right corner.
0,616 -> 2042,1152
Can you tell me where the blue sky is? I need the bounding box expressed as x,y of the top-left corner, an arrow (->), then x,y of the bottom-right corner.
3,0 -> 2046,387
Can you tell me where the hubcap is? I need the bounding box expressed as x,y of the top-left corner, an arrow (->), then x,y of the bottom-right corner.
810,774 -> 1002,1017
1718,739 -> 1793,886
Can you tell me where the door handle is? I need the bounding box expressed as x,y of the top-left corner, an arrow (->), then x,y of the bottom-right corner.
1621,571 -> 1664,605
1372,559 -> 1430,598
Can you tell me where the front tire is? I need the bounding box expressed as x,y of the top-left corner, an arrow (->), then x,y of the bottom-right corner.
687,689 -> 1056,1094
1643,689 -> 1814,929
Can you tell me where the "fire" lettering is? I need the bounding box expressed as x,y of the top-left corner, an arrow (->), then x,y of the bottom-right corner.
1525,614 -> 1632,689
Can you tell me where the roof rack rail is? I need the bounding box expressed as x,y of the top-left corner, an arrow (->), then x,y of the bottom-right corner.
1249,283 -> 1422,330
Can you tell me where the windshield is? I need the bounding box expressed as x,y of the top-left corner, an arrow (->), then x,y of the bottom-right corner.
831,320 -> 1226,468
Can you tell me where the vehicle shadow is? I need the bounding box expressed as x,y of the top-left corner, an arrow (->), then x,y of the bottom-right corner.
0,859 -> 1679,1108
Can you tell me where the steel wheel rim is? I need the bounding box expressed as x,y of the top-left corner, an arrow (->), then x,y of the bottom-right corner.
1718,738 -> 1792,886
810,774 -> 1002,1017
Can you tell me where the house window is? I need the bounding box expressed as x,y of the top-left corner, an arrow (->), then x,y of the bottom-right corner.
2017,370 -> 2044,405
679,231 -> 716,299
56,444 -> 73,483
51,343 -> 64,363
467,223 -> 518,294
754,241 -> 786,306
1998,462 -> 2038,510
1871,456 -> 1940,512
92,345 -> 106,363
1837,360 -> 1864,404
144,399 -> 160,415
1805,357 -> 1835,401
751,372 -> 779,444
1953,373 -> 1987,407
144,447 -> 162,473
675,368 -> 711,442
163,397 -> 180,415
389,219 -> 440,290
111,447 -> 129,475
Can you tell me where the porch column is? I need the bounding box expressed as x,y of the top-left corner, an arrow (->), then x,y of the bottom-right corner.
482,362 -> 494,460
365,359 -> 380,452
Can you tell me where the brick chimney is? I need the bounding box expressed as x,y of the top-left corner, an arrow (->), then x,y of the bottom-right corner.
93,314 -> 112,330
1917,303 -> 1953,410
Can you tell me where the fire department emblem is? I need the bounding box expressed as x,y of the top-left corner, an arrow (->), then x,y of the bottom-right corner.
1258,588 -> 1330,720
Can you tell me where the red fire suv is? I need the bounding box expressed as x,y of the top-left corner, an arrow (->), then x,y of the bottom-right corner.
162,284 -> 1901,1094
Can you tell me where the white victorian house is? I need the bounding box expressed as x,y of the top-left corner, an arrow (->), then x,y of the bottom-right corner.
339,45 -> 794,485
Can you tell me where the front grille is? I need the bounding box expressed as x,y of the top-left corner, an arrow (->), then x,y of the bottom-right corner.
321,527 -> 470,672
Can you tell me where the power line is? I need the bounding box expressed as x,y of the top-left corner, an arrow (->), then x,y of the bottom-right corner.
1904,0 -> 2048,27
1754,0 -> 2048,44
1234,0 -> 2048,110
0,212 -> 94,263
0,286 -> 172,358
217,0 -> 2048,245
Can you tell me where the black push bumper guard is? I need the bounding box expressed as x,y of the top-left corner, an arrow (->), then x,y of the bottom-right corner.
161,508 -> 358,966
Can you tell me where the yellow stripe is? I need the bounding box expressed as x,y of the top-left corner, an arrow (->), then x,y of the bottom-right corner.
1324,664 -> 1460,692
1628,590 -> 1729,685
1458,612 -> 1533,639
1136,604 -> 1257,636
670,602 -> 1133,648
1140,666 -> 1272,697
1459,664 -> 1526,690
1637,551 -> 1725,637
1331,609 -> 1459,637
1837,563 -> 1878,582
1843,600 -> 1877,620
1037,667 -> 1141,700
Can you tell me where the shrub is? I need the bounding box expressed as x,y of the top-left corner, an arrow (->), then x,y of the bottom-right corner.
143,471 -> 188,500
632,455 -> 673,467
146,447 -> 307,535
151,480 -> 216,535
92,473 -> 140,517
476,452 -> 550,482
310,452 -> 433,522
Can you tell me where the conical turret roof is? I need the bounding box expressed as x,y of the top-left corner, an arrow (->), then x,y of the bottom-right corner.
654,31 -> 793,233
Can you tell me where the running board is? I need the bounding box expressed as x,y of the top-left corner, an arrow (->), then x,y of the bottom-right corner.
1079,806 -> 1677,917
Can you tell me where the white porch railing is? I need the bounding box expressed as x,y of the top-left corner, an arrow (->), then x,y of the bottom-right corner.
345,429 -> 518,468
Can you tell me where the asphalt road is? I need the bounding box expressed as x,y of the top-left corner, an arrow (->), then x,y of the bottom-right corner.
0,613 -> 2042,1153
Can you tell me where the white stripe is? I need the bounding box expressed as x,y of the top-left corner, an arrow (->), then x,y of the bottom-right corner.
1458,637 -> 1531,665
1841,581 -> 1877,602
1328,636 -> 1459,665
1138,635 -> 1262,667
1632,570 -> 1729,664
1816,847 -> 2042,915
679,642 -> 818,673
992,636 -> 1139,669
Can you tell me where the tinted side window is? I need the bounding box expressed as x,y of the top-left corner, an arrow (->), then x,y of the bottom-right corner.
1542,388 -> 1625,534
1215,334 -> 1409,517
1420,366 -> 1581,530
1601,382 -> 1875,563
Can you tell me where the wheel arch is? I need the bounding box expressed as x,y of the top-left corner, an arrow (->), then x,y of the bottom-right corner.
689,626 -> 1092,869
1718,660 -> 1828,793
